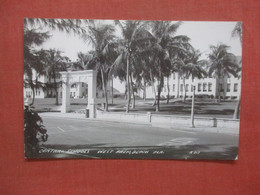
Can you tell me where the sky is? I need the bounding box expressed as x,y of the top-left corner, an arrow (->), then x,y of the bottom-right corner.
37,20 -> 242,61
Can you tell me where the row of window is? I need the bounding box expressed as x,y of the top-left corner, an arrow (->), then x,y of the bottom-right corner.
155,82 -> 239,93
170,74 -> 234,80
197,83 -> 212,92
71,83 -> 86,88
221,83 -> 238,92
175,83 -> 213,93
36,90 -> 41,96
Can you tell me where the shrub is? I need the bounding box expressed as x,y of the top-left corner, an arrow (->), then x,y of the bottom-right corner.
24,105 -> 48,158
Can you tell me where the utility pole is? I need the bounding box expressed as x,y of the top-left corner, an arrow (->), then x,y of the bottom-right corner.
191,85 -> 195,128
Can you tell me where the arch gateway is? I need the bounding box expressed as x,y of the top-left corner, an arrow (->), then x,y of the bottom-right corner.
60,70 -> 97,118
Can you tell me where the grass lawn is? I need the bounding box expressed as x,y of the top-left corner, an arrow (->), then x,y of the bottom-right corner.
31,97 -> 238,119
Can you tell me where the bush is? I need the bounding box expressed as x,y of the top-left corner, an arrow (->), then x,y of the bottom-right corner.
24,105 -> 48,158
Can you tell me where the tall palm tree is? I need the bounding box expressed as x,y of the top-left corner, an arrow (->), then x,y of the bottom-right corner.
24,18 -> 86,106
24,28 -> 50,105
42,49 -> 70,105
136,50 -> 159,107
208,44 -> 240,102
82,22 -> 116,111
114,20 -> 149,112
232,22 -> 242,119
173,48 -> 207,102
148,21 -> 186,111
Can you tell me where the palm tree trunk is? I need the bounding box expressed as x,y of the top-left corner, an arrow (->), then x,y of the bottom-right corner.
126,54 -> 131,113
177,74 -> 180,98
130,74 -> 135,109
167,77 -> 170,104
111,78 -> 113,105
150,70 -> 157,106
218,77 -> 222,102
156,86 -> 160,112
143,81 -> 146,101
30,77 -> 38,106
30,83 -> 35,106
183,77 -> 186,102
124,83 -> 127,100
53,74 -> 58,105
233,94 -> 241,119
156,70 -> 163,112
101,67 -> 108,111
218,86 -> 221,102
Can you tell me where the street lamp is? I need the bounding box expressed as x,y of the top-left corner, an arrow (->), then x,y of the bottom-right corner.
191,85 -> 195,128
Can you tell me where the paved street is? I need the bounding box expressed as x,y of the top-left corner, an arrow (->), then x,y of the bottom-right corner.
38,116 -> 239,160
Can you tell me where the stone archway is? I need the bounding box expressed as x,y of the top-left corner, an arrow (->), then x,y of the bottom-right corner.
60,70 -> 97,118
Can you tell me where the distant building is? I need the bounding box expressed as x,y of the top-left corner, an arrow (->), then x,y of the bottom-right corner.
135,73 -> 241,100
110,57 -> 242,100
24,69 -> 100,100
24,57 -> 241,101
24,69 -> 61,99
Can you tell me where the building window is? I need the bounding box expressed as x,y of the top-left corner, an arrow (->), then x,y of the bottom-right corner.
172,84 -> 175,92
191,85 -> 193,92
203,83 -> 207,92
234,83 -> 238,92
198,83 -> 201,92
82,83 -> 84,87
227,83 -> 231,92
185,84 -> 189,92
180,84 -> 183,92
172,73 -> 175,80
208,83 -> 212,92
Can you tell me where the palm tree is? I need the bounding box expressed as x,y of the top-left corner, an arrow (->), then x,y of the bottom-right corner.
208,44 -> 240,102
173,48 -> 207,102
232,22 -> 242,119
137,52 -> 159,107
24,18 -> 86,34
42,49 -> 70,105
232,22 -> 242,44
24,18 -> 86,106
114,20 -> 149,112
24,28 -> 50,105
82,22 -> 116,111
148,21 -> 185,111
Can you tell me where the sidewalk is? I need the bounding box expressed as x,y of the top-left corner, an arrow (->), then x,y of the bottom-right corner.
39,112 -> 152,126
39,112 -> 239,135
39,112 -> 87,119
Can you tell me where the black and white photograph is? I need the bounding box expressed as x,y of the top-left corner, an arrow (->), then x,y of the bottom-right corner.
24,18 -> 242,160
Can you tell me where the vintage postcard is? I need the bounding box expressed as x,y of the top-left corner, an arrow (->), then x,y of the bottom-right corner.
24,18 -> 242,160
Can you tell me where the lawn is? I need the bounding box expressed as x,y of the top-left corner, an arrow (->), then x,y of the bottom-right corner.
31,97 -> 238,119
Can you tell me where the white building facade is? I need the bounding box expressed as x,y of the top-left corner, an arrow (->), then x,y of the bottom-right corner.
111,72 -> 241,100
24,70 -> 241,101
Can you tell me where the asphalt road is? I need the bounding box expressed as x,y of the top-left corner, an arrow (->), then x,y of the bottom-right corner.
37,116 -> 239,160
